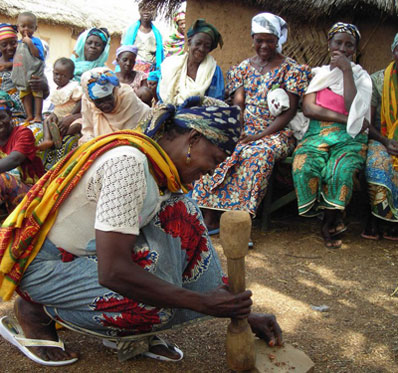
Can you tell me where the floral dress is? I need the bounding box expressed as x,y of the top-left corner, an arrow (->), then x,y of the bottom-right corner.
192,57 -> 311,215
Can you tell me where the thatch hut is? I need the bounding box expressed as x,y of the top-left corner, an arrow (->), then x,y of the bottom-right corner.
0,0 -> 137,67
149,0 -> 398,74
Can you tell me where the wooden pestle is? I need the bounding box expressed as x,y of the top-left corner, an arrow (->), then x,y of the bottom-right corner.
220,211 -> 256,371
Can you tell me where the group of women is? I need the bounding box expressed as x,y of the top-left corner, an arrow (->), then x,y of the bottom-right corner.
0,3 -> 396,368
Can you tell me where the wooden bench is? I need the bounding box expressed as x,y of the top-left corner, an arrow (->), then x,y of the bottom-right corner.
259,156 -> 297,232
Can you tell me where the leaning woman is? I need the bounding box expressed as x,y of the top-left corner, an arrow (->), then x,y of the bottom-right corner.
292,23 -> 371,248
78,67 -> 150,144
159,19 -> 225,104
0,97 -> 282,366
362,33 -> 398,240
193,13 -> 311,234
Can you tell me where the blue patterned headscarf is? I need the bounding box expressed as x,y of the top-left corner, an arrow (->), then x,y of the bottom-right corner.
148,70 -> 161,82
328,22 -> 361,43
81,68 -> 120,101
143,96 -> 241,156
0,91 -> 15,111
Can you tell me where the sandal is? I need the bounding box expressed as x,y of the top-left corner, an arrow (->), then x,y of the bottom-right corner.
329,222 -> 347,237
0,316 -> 78,366
143,335 -> 183,362
48,121 -> 62,149
324,238 -> 342,249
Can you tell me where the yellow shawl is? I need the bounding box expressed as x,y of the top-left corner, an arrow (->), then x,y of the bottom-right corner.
0,130 -> 187,301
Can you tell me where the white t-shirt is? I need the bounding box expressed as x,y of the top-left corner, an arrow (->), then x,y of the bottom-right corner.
48,146 -> 170,256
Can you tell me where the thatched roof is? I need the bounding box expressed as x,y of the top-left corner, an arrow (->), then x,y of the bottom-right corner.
146,0 -> 398,20
0,0 -> 135,35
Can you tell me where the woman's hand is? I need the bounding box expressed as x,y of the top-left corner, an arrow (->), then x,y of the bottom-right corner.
198,285 -> 253,319
386,139 -> 398,156
330,51 -> 352,72
240,133 -> 262,144
248,312 -> 283,347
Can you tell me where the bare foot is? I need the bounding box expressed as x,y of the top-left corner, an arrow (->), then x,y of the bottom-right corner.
25,116 -> 34,122
14,297 -> 78,363
32,117 -> 43,123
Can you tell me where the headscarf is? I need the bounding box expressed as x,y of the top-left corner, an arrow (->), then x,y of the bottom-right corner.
391,33 -> 398,53
142,96 -> 241,156
148,70 -> 161,82
187,19 -> 223,51
71,27 -> 111,82
173,11 -> 185,25
327,22 -> 361,44
84,69 -> 120,101
164,11 -> 186,57
0,23 -> 17,41
0,91 -> 15,111
112,45 -> 138,66
87,28 -> 109,44
251,13 -> 288,53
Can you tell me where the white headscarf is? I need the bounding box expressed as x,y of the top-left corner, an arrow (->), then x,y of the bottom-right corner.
251,12 -> 288,53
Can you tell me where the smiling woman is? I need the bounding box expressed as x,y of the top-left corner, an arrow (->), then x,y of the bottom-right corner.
158,19 -> 225,104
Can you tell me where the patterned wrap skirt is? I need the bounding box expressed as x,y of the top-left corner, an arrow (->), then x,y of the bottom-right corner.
18,195 -> 225,340
365,140 -> 398,222
292,120 -> 368,216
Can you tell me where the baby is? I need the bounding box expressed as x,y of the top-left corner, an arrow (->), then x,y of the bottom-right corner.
39,58 -> 82,150
136,86 -> 153,107
12,11 -> 45,123
267,87 -> 309,140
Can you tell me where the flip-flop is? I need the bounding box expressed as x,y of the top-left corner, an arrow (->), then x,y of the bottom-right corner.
48,121 -> 62,149
0,316 -> 78,366
329,223 -> 347,237
361,231 -> 380,240
208,228 -> 220,236
143,335 -> 183,362
383,233 -> 398,241
324,238 -> 342,249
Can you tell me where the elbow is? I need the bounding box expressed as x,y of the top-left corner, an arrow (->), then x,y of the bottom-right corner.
302,105 -> 312,118
98,266 -> 118,290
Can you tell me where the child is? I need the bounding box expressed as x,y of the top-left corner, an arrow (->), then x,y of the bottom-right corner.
12,11 -> 45,123
136,86 -> 153,107
39,58 -> 82,150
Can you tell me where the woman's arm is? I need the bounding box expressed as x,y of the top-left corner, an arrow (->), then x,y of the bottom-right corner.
331,51 -> 357,111
96,230 -> 253,319
233,86 -> 245,124
0,151 -> 26,173
302,92 -> 348,123
240,92 -> 299,144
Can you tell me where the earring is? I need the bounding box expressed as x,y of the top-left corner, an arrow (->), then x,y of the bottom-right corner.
186,143 -> 192,164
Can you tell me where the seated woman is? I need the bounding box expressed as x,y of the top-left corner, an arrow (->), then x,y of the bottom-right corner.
78,67 -> 150,144
0,92 -> 44,215
0,97 -> 282,366
193,13 -> 311,236
362,33 -> 398,240
121,1 -> 164,75
158,19 -> 225,104
71,27 -> 110,83
292,22 -> 372,248
114,45 -> 147,93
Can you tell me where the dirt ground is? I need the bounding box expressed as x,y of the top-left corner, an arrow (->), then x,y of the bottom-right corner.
0,205 -> 398,373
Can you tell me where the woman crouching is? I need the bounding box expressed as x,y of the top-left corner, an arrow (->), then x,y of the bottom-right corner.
0,97 -> 282,366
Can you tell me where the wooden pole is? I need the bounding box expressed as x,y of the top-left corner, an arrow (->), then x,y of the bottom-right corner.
220,211 -> 256,371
